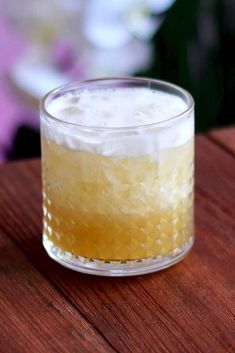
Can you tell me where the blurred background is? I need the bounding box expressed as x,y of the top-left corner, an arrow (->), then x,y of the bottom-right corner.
0,0 -> 234,162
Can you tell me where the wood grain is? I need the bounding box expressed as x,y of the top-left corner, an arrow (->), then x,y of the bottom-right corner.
0,133 -> 234,353
209,126 -> 235,155
0,232 -> 116,352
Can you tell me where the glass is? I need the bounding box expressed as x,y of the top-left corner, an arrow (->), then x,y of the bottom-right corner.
40,77 -> 194,276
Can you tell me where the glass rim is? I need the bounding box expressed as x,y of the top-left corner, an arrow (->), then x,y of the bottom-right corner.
40,77 -> 194,130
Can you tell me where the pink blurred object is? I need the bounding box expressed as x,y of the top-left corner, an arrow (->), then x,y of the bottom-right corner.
52,40 -> 76,72
0,11 -> 28,162
52,40 -> 87,78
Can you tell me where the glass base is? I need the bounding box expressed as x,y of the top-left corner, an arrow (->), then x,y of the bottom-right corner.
43,236 -> 194,277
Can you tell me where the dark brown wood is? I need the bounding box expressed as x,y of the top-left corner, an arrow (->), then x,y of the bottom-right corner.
209,126 -> 235,155
0,131 -> 234,353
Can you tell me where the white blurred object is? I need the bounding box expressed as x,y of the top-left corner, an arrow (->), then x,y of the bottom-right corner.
84,0 -> 176,47
84,40 -> 152,77
84,0 -> 133,48
146,0 -> 176,13
4,0 -> 176,101
10,50 -> 68,99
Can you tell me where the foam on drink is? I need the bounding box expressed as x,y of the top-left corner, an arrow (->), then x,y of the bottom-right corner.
43,88 -> 193,157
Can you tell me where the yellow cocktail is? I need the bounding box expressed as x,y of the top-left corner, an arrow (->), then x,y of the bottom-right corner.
41,78 -> 194,275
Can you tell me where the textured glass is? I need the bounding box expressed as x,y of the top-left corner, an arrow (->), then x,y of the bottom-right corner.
41,78 -> 194,276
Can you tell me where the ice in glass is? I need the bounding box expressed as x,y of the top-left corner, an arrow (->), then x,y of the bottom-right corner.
41,78 -> 194,276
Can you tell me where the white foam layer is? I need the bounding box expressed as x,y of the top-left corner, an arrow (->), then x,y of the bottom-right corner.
47,88 -> 188,127
43,87 -> 194,157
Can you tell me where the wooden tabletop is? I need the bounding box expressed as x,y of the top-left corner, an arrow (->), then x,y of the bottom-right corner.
0,128 -> 235,353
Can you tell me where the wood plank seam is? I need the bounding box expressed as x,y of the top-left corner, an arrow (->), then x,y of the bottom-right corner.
206,133 -> 235,157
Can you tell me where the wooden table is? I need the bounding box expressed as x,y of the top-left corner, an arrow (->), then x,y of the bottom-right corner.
0,128 -> 234,353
